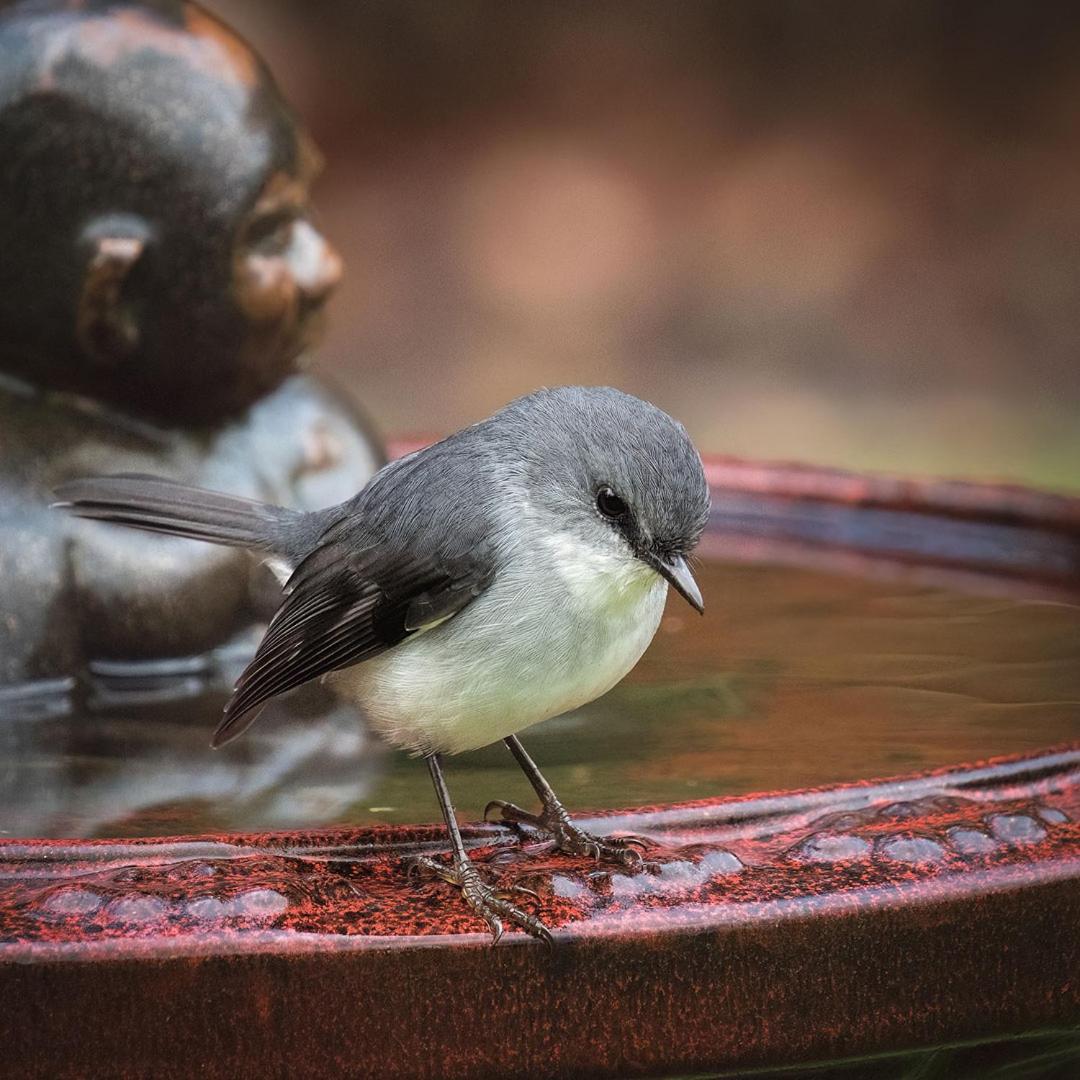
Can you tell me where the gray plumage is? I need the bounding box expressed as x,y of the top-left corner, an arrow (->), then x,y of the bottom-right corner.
55,386 -> 710,752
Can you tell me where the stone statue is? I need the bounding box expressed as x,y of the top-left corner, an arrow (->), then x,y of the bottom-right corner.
0,0 -> 383,692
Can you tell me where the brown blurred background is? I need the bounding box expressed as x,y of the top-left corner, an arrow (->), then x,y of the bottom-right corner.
216,0 -> 1079,491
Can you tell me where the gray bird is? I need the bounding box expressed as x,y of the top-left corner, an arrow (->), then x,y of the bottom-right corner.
56,386 -> 710,942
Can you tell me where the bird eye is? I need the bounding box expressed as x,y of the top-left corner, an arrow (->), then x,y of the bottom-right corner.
596,487 -> 629,519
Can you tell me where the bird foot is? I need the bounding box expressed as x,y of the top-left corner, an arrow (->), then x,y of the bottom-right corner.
484,799 -> 650,868
408,854 -> 553,945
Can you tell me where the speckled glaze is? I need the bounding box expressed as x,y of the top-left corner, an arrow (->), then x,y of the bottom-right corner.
1,744 -> 1077,1078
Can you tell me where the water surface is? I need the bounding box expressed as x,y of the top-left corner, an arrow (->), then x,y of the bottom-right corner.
2,560 -> 1077,838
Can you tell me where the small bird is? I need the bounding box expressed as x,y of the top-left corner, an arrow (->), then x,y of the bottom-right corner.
56,386 -> 710,942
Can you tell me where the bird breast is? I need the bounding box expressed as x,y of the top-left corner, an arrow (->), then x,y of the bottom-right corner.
330,528 -> 668,755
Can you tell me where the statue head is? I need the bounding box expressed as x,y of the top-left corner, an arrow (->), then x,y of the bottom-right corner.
0,0 -> 343,424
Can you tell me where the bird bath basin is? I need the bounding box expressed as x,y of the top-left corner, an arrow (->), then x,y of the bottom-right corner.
1,457 -> 1078,1078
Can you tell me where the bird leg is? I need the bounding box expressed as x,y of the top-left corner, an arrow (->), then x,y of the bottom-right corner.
485,736 -> 649,868
410,752 -> 553,945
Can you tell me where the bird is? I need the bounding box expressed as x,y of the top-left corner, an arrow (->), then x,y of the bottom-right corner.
55,386 -> 711,942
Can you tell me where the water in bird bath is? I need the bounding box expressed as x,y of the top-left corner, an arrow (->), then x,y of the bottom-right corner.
2,559 -> 1077,839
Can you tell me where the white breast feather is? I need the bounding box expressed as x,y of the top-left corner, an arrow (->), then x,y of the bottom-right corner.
329,526 -> 667,755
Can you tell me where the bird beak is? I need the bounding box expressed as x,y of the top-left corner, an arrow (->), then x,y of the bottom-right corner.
653,553 -> 704,614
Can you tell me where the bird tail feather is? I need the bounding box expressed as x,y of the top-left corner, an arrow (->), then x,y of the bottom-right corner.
53,473 -> 300,551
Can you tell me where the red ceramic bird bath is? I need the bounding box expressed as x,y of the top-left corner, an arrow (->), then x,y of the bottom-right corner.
2,458 -> 1078,1079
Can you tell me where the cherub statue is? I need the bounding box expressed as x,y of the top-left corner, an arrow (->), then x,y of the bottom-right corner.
0,0 -> 382,692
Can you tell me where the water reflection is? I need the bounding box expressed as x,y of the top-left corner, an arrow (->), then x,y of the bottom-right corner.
0,670 -> 385,838
1,560 -> 1077,839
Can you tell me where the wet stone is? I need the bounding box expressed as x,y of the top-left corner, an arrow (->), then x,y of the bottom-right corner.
40,888 -> 103,917
656,860 -> 702,883
876,836 -> 946,864
987,814 -> 1047,845
610,872 -> 654,898
230,889 -> 289,917
697,850 -> 744,875
602,850 -> 745,897
1038,807 -> 1068,825
946,827 -> 999,856
551,875 -> 587,899
185,896 -> 230,921
794,834 -> 872,863
103,896 -> 169,924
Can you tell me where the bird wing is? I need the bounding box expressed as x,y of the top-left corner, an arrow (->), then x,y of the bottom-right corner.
212,536 -> 492,747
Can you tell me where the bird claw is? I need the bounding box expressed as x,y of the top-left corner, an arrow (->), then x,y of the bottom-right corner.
407,854 -> 452,883
408,853 -> 552,945
562,828 -> 649,868
483,799 -> 540,827
486,799 -> 653,868
495,883 -> 541,906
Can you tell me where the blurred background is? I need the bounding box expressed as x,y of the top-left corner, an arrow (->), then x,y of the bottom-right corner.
215,0 -> 1078,491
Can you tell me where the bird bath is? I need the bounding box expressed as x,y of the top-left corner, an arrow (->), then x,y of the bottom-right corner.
1,457 -> 1078,1078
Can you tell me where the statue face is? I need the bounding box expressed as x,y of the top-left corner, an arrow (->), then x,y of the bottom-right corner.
0,1 -> 345,424
232,137 -> 343,384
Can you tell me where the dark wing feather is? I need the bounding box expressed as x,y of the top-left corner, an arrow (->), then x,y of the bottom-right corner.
212,538 -> 491,747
